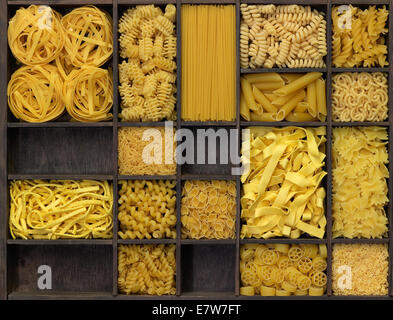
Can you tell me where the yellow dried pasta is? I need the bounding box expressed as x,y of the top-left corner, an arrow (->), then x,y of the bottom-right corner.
332,127 -> 388,238
9,180 -> 113,239
118,180 -> 176,239
181,180 -> 236,239
241,127 -> 327,239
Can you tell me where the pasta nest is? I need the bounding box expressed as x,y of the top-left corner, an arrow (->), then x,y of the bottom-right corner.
63,66 -> 113,122
8,5 -> 65,65
7,64 -> 65,122
61,6 -> 113,67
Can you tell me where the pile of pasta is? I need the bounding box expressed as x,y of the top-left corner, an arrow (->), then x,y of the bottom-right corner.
118,127 -> 176,175
332,73 -> 388,122
240,244 -> 327,296
118,180 -> 176,239
9,180 -> 113,239
241,127 -> 327,239
332,244 -> 388,295
118,244 -> 176,295
181,180 -> 236,239
332,127 -> 388,239
7,5 -> 113,122
182,5 -> 236,121
118,5 -> 177,122
240,4 -> 327,69
241,72 -> 326,122
332,5 -> 388,67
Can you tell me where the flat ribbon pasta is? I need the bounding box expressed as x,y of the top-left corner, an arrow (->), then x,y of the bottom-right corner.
7,64 -> 65,122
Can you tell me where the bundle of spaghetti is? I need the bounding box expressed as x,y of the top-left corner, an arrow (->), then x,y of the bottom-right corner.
7,64 -> 65,122
181,180 -> 236,239
241,72 -> 326,122
8,5 -> 65,65
332,5 -> 388,67
332,73 -> 388,122
181,5 -> 236,121
118,244 -> 176,295
118,5 -> 177,122
332,127 -> 388,238
63,66 -> 113,122
240,243 -> 327,296
9,180 -> 113,239
61,6 -> 113,67
240,4 -> 327,69
118,180 -> 177,239
118,127 -> 176,175
332,244 -> 388,295
241,127 -> 327,239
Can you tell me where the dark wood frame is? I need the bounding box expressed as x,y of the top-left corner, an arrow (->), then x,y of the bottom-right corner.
0,0 -> 392,300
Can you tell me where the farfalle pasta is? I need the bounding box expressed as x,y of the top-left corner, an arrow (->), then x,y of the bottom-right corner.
181,180 -> 236,239
118,180 -> 176,239
332,5 -> 388,67
332,127 -> 388,238
332,73 -> 388,122
118,5 -> 177,122
118,244 -> 176,295
241,127 -> 327,239
240,244 -> 327,296
240,4 -> 327,69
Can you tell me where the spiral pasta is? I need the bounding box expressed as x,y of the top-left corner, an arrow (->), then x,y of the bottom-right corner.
9,180 -> 113,239
118,244 -> 176,295
61,6 -> 113,67
240,244 -> 327,296
118,180 -> 176,239
332,73 -> 388,122
8,5 -> 65,65
8,64 -> 65,122
63,66 -> 113,122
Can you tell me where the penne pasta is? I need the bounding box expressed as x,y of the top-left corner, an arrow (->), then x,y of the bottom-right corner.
240,93 -> 250,121
252,86 -> 278,113
307,81 -> 317,118
315,78 -> 327,116
241,77 -> 258,111
274,72 -> 322,96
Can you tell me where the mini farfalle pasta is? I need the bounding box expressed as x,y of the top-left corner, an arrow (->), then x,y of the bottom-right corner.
240,244 -> 327,296
118,244 -> 176,295
181,180 -> 236,239
118,5 -> 177,122
118,180 -> 176,239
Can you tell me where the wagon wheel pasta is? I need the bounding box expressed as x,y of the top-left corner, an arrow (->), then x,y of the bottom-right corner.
241,127 -> 327,239
63,66 -> 113,122
62,6 -> 113,67
240,244 -> 327,296
8,5 -> 65,65
9,180 -> 113,239
118,5 -> 177,122
118,180 -> 177,239
332,127 -> 388,238
181,180 -> 236,239
240,4 -> 327,68
332,73 -> 388,122
7,64 -> 65,122
118,244 -> 176,295
332,5 -> 388,67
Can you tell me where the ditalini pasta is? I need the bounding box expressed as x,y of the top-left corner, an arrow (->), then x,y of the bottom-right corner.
240,4 -> 327,68
9,180 -> 113,239
118,180 -> 176,239
118,244 -> 176,295
118,127 -> 176,175
118,5 -> 177,122
332,5 -> 388,67
332,73 -> 388,122
181,5 -> 236,121
332,127 -> 388,238
181,180 -> 236,239
241,72 -> 326,122
332,244 -> 388,295
241,127 -> 326,239
240,244 -> 327,296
